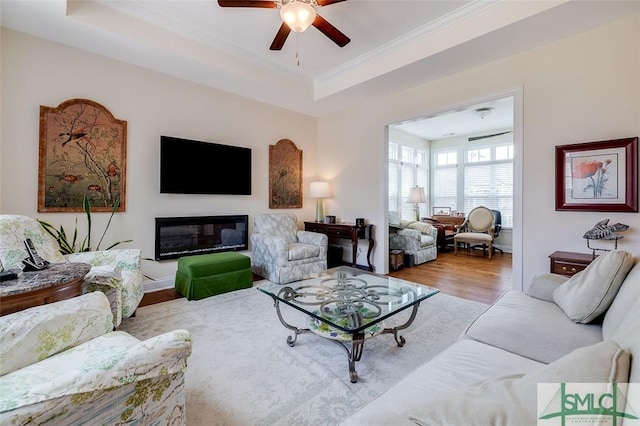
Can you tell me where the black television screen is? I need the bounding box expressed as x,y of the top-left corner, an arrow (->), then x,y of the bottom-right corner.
160,136 -> 251,195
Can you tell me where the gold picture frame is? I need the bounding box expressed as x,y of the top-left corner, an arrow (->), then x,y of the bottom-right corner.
269,139 -> 302,209
38,99 -> 127,212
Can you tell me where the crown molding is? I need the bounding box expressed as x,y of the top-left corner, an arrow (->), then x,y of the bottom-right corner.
314,0 -> 501,84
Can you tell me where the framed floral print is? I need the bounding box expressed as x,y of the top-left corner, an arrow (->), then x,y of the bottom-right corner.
38,99 -> 127,212
555,137 -> 638,212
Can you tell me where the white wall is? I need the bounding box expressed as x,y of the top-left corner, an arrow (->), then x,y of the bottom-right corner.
0,29 -> 318,283
317,15 -> 640,288
2,16 -> 639,290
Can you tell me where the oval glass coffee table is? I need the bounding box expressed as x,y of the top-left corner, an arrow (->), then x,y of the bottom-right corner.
0,262 -> 91,316
258,266 -> 439,383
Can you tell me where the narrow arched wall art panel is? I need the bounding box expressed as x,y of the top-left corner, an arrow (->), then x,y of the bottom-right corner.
269,139 -> 302,209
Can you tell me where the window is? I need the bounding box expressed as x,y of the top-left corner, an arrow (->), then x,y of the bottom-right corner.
432,141 -> 513,227
388,143 -> 399,215
467,148 -> 490,163
432,150 -> 457,211
389,142 -> 429,222
437,151 -> 457,165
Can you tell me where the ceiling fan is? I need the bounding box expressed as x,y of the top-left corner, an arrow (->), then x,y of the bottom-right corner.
217,0 -> 350,51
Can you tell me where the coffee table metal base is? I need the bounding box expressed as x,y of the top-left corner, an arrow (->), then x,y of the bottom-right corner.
269,296 -> 422,383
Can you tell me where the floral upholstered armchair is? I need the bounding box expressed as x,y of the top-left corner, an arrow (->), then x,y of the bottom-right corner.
0,215 -> 143,327
0,292 -> 192,424
251,213 -> 328,284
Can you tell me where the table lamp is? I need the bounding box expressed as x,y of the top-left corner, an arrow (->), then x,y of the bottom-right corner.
310,181 -> 330,222
406,186 -> 427,221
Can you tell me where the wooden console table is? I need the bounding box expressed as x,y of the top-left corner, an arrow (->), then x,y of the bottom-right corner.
304,222 -> 375,271
428,215 -> 465,229
548,251 -> 596,277
423,216 -> 465,250
0,262 -> 91,316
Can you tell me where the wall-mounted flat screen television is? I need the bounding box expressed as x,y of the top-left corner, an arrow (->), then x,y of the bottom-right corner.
160,136 -> 251,195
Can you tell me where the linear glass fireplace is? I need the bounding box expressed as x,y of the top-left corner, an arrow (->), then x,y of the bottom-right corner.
155,215 -> 248,261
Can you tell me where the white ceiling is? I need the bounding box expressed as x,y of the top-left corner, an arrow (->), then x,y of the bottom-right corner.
1,0 -> 639,120
395,96 -> 514,141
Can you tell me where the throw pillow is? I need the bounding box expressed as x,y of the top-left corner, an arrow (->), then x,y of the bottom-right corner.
407,221 -> 433,234
408,340 -> 630,426
527,273 -> 569,302
553,250 -> 633,323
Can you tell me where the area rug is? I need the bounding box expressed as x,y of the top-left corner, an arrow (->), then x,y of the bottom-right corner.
119,282 -> 488,425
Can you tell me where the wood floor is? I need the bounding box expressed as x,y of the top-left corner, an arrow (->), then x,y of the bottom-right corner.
140,251 -> 512,307
389,249 -> 512,305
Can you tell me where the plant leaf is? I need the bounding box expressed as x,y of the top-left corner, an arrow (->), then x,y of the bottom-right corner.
97,196 -> 120,250
70,218 -> 78,252
105,239 -> 133,250
84,196 -> 92,251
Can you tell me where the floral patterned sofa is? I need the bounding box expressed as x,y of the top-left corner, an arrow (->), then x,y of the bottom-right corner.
0,215 -> 143,327
0,292 -> 192,424
251,213 -> 328,284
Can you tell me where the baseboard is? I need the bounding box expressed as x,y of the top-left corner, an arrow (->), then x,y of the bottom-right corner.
143,276 -> 175,293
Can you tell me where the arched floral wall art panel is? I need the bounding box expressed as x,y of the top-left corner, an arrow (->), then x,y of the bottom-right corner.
38,99 -> 127,212
555,137 -> 638,212
269,139 -> 302,209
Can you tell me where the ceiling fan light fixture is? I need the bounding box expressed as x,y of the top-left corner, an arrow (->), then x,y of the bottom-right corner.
280,1 -> 316,33
472,107 -> 493,120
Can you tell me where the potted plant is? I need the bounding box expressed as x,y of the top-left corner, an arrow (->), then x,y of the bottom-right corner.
38,196 -> 131,254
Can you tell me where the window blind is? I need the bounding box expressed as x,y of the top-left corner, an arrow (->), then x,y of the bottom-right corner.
432,167 -> 457,213
464,162 -> 513,227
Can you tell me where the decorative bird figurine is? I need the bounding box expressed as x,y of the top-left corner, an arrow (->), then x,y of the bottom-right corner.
583,219 -> 629,241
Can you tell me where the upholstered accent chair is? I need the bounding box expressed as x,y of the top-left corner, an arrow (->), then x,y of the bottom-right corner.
0,292 -> 192,424
389,220 -> 438,265
0,215 -> 143,327
251,213 -> 328,284
454,206 -> 496,259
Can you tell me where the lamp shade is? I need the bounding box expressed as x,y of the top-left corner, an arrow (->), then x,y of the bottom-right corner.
280,1 -> 316,33
309,181 -> 330,198
406,186 -> 427,204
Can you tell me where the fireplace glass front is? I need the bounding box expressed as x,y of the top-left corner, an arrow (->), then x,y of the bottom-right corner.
155,215 -> 248,261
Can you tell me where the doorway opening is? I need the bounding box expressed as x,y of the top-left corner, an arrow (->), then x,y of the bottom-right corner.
385,91 -> 523,294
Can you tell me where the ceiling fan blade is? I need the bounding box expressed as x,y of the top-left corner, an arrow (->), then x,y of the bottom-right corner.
217,0 -> 277,8
316,0 -> 347,6
312,14 -> 350,47
270,23 -> 291,50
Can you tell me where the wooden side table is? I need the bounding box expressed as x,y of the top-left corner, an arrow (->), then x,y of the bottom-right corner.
389,250 -> 404,270
304,222 -> 375,271
0,262 -> 91,316
548,251 -> 596,277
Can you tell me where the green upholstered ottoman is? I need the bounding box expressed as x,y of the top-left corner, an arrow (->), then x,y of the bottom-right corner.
175,252 -> 252,300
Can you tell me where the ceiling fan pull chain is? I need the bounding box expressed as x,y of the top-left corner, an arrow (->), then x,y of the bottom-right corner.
296,32 -> 301,67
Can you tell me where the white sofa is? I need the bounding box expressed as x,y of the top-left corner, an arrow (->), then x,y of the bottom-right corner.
342,249 -> 640,425
389,220 -> 438,265
0,292 -> 192,424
